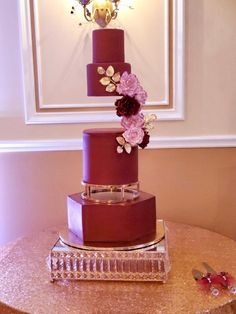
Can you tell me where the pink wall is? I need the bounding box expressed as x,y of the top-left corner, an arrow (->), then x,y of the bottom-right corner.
0,151 -> 81,245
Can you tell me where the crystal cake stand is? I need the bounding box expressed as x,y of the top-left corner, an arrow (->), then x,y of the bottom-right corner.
49,220 -> 171,282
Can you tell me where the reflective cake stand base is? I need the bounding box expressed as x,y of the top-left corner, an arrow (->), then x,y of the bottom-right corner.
49,220 -> 171,282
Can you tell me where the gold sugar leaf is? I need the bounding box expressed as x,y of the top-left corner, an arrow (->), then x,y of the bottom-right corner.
117,146 -> 123,154
149,113 -> 157,122
144,113 -> 157,130
97,66 -> 105,75
116,136 -> 125,146
106,83 -> 116,93
124,143 -> 132,154
112,72 -> 121,83
100,77 -> 111,86
106,65 -> 115,77
145,113 -> 157,123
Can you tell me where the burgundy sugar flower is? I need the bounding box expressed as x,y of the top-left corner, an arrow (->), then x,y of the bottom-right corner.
138,130 -> 150,149
115,95 -> 141,117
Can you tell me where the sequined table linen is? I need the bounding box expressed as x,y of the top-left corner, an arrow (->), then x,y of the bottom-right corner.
0,222 -> 235,314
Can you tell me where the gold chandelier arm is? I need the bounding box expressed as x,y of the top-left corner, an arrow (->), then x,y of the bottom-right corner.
83,6 -> 93,22
111,10 -> 118,20
111,0 -> 119,19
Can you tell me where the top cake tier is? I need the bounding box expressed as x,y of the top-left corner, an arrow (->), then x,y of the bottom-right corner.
87,28 -> 131,96
92,28 -> 125,63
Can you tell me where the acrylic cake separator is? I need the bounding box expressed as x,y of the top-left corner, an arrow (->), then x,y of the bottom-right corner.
49,220 -> 171,282
81,181 -> 140,203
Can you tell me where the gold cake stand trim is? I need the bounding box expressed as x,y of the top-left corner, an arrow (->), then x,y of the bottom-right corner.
59,220 -> 165,252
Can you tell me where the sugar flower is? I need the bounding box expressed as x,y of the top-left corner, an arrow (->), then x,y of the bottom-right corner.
135,86 -> 148,104
121,113 -> 144,129
123,127 -> 144,147
97,66 -> 156,153
115,95 -> 141,117
116,72 -> 140,98
138,130 -> 150,149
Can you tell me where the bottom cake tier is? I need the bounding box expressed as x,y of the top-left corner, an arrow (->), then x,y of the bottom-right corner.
49,220 -> 170,283
67,191 -> 156,245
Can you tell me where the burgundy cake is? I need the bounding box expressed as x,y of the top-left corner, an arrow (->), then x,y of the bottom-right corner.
87,28 -> 131,96
83,128 -> 138,185
68,191 -> 156,245
67,128 -> 157,245
67,28 -> 157,246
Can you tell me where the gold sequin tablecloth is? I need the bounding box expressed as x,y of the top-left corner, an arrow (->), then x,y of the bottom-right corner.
0,222 -> 235,314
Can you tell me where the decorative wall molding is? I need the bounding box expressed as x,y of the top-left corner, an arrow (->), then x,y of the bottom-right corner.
0,139 -> 83,153
1,135 -> 235,153
149,135 -> 236,149
19,0 -> 185,124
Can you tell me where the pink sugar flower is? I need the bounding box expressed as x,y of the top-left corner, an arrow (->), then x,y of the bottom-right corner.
116,72 -> 140,97
121,113 -> 144,130
135,86 -> 148,104
123,127 -> 144,146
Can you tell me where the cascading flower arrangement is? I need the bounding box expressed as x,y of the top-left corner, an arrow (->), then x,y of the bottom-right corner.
97,65 -> 157,154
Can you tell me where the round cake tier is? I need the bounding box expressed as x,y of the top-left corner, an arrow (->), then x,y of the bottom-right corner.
92,29 -> 125,63
87,62 -> 131,96
83,128 -> 138,185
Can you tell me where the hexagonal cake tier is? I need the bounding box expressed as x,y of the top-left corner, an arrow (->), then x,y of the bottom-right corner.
67,191 -> 156,245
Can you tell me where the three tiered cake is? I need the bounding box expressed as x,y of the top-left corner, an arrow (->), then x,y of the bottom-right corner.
67,28 -> 157,246
49,28 -> 170,282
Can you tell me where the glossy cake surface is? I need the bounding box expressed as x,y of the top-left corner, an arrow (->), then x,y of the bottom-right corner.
87,62 -> 131,96
67,28 -> 157,247
83,128 -> 138,185
67,191 -> 156,245
87,28 -> 131,96
92,28 -> 125,63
